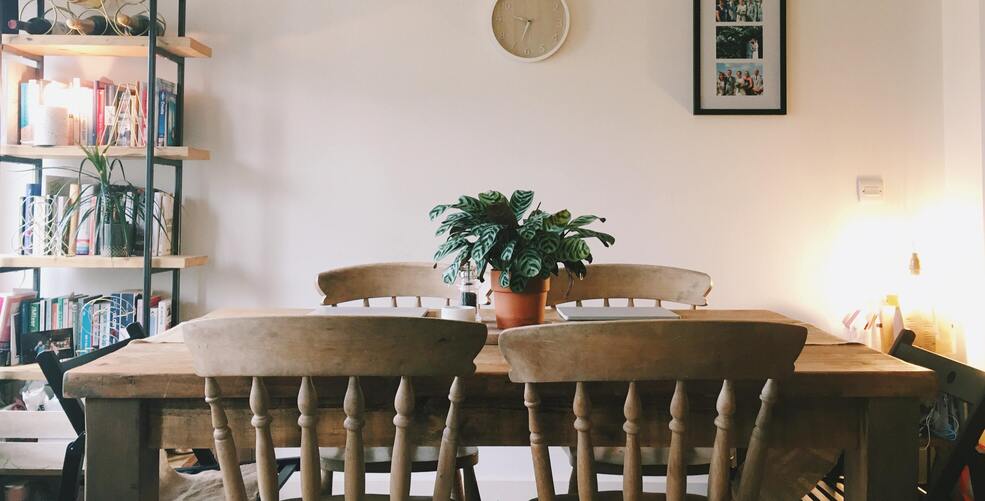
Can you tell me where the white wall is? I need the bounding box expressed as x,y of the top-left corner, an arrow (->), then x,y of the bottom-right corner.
0,0 -> 958,495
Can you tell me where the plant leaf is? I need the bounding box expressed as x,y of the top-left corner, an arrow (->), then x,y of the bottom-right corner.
558,237 -> 591,261
479,190 -> 507,206
509,190 -> 534,220
433,236 -> 467,261
569,215 -> 605,228
549,209 -> 571,227
572,228 -> 616,247
500,240 -> 517,262
498,270 -> 511,288
535,233 -> 561,254
429,204 -> 450,220
517,249 -> 542,277
510,275 -> 529,293
453,195 -> 485,215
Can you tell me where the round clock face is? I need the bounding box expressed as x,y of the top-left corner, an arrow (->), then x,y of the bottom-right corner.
491,0 -> 570,62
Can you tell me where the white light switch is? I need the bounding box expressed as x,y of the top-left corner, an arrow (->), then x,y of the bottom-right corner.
857,176 -> 884,202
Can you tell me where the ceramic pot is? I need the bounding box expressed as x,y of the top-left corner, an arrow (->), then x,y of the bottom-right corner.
490,270 -> 550,329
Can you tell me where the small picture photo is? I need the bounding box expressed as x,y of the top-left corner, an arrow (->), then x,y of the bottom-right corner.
715,63 -> 765,96
715,0 -> 764,23
716,26 -> 763,59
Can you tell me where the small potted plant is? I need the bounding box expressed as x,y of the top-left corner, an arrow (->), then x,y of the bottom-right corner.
430,189 -> 614,328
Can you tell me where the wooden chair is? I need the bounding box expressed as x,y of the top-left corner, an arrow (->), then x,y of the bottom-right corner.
316,262 -> 480,499
499,320 -> 807,500
183,315 -> 488,501
547,264 -> 714,490
546,264 -> 712,309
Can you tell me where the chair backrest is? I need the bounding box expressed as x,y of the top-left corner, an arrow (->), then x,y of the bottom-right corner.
499,320 -> 807,501
183,315 -> 488,501
317,262 -> 456,306
546,264 -> 713,309
890,329 -> 985,501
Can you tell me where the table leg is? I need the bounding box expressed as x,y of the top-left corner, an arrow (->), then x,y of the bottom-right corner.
845,398 -> 919,500
86,399 -> 160,501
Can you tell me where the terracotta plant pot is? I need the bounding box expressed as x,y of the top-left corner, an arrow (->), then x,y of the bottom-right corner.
490,270 -> 550,329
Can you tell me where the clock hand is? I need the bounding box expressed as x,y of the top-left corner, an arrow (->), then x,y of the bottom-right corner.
520,19 -> 532,42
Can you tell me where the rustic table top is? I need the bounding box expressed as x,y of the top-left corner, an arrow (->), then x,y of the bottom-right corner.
62,308 -> 937,400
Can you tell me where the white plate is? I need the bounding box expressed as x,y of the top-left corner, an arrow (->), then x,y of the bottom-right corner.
556,306 -> 680,321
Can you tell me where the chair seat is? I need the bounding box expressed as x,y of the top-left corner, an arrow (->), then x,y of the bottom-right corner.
538,492 -> 708,500
160,462 -> 260,501
320,446 -> 479,472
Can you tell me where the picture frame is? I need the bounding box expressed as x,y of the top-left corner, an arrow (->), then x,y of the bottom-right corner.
693,0 -> 787,115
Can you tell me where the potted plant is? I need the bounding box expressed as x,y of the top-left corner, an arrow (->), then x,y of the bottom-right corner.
430,189 -> 614,328
78,144 -> 135,257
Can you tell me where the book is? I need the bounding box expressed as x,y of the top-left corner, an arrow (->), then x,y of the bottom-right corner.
67,184 -> 80,255
2,57 -> 33,145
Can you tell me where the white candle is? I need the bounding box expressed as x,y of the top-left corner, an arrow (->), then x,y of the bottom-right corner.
33,106 -> 69,146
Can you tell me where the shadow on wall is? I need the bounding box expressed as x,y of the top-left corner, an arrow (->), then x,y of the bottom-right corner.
649,0 -> 693,112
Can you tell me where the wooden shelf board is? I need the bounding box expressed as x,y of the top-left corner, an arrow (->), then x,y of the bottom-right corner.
0,145 -> 210,161
0,255 -> 209,270
1,34 -> 212,58
0,363 -> 44,381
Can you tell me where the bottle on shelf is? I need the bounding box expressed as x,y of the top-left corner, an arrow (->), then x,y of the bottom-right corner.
115,13 -> 164,36
6,17 -> 68,35
67,15 -> 109,35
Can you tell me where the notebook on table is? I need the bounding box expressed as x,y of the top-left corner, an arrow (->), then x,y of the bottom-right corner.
556,306 -> 680,321
308,306 -> 430,318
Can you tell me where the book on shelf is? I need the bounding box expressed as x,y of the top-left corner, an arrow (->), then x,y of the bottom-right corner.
7,75 -> 178,148
0,289 -> 172,366
15,180 -> 177,257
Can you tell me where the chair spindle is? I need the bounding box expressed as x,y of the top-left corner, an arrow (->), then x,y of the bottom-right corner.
623,381 -> 642,501
667,380 -> 688,501
342,376 -> 365,501
627,298 -> 636,307
574,381 -> 598,500
432,377 -> 465,501
709,380 -> 735,501
391,296 -> 398,307
250,377 -> 278,501
205,377 -> 248,501
298,376 -> 322,501
391,376 -> 414,501
736,379 -> 779,501
525,383 -> 556,501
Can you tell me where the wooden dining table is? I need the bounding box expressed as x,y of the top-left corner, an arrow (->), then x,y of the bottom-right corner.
62,308 -> 937,501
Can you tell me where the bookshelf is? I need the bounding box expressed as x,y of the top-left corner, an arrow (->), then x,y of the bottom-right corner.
0,34 -> 212,59
0,254 -> 208,270
2,144 -> 210,160
0,0 -> 209,334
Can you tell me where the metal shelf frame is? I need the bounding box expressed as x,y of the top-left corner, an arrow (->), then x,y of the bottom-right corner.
0,0 -> 194,328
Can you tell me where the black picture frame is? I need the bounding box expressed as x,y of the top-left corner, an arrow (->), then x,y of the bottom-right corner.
693,0 -> 787,115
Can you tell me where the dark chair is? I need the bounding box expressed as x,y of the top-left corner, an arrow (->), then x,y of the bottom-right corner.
815,330 -> 985,500
37,323 -> 299,501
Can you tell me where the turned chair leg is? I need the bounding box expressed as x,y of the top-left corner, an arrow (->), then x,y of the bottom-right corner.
462,463 -> 481,501
320,469 -> 333,495
568,468 -> 578,495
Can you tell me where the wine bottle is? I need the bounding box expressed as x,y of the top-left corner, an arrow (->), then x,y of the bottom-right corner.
68,15 -> 108,35
6,17 -> 65,35
115,13 -> 164,36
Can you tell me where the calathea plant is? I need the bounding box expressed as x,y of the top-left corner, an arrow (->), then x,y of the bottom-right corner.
429,189 -> 615,292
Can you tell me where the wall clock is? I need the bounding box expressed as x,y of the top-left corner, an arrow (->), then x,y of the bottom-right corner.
490,0 -> 570,62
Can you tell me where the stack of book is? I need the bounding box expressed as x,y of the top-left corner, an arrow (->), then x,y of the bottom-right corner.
0,289 -> 171,366
11,76 -> 178,147
17,177 -> 175,257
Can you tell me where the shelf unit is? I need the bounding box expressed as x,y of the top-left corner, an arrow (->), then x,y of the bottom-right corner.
0,0 -> 209,330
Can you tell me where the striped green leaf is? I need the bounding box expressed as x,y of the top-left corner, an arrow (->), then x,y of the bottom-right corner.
558,237 -> 591,261
573,228 -> 615,247
510,275 -> 529,293
549,209 -> 571,227
453,195 -> 485,215
500,240 -> 517,261
433,237 -> 467,261
517,249 -> 542,277
479,190 -> 507,206
470,224 -> 501,262
509,190 -> 535,219
498,269 -> 511,288
535,233 -> 561,254
429,204 -> 450,220
569,215 -> 605,228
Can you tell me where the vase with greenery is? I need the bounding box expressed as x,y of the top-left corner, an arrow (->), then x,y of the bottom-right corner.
430,189 -> 615,328
78,144 -> 136,257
